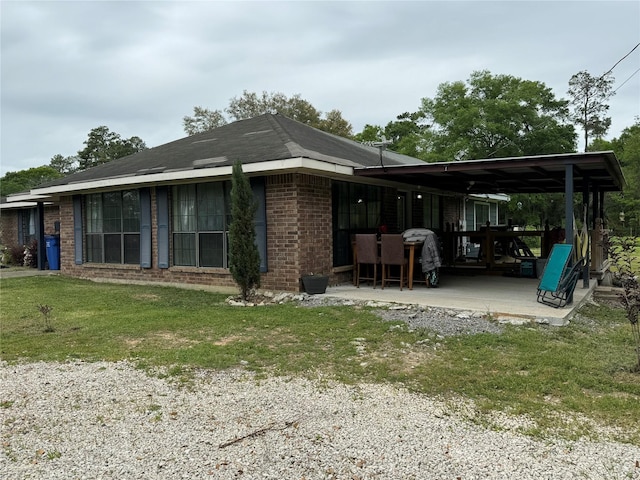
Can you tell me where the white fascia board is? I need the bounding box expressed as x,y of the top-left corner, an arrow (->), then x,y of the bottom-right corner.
0,201 -> 53,209
30,157 -> 354,196
4,193 -> 52,203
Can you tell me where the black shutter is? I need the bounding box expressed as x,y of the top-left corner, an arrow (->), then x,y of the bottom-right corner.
156,186 -> 170,269
140,188 -> 152,268
73,195 -> 83,265
17,210 -> 24,246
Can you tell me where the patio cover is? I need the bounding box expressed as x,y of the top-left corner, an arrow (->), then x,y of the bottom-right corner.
353,151 -> 625,195
355,151 -> 626,275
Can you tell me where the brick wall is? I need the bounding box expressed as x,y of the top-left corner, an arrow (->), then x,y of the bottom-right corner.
43,206 -> 59,235
0,205 -> 60,247
264,173 -> 332,291
57,175 -> 334,293
0,210 -> 19,248
58,198 -> 74,271
442,195 -> 462,230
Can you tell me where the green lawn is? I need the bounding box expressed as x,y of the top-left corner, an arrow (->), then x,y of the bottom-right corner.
1,276 -> 639,444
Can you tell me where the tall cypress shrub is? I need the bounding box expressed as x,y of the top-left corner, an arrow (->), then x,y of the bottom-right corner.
229,161 -> 261,300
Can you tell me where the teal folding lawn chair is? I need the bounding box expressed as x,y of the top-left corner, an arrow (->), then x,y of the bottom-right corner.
536,244 -> 583,308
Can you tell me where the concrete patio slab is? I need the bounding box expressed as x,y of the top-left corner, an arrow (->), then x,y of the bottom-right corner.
323,274 -> 596,324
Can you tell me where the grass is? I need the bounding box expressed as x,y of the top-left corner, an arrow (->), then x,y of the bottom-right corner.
1,276 -> 639,444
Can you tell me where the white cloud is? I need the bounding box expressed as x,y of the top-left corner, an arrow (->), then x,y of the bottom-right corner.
1,1 -> 638,175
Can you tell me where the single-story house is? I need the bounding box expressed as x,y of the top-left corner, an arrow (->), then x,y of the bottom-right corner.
3,113 -> 625,291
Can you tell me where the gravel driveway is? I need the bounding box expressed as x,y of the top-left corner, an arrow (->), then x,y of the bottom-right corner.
2,295 -> 639,479
2,360 -> 639,480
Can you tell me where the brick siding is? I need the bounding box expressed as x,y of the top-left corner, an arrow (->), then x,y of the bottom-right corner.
57,175 -> 334,293
0,206 -> 60,248
0,211 -> 19,248
264,173 -> 332,291
442,195 -> 462,230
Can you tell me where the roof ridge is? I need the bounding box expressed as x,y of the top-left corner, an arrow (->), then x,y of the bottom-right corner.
264,113 -> 295,145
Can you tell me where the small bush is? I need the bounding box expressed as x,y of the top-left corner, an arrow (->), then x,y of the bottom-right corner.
605,234 -> 640,372
7,244 -> 25,266
38,304 -> 55,333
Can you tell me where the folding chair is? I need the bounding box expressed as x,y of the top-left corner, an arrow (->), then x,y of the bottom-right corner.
536,244 -> 583,308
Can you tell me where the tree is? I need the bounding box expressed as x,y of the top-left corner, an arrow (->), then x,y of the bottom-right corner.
352,112 -> 428,158
382,112 -> 429,158
0,166 -> 62,197
503,193 -> 565,229
49,154 -> 79,175
420,70 -> 576,162
568,70 -> 615,152
77,126 -> 147,170
414,71 -> 578,228
228,161 -> 261,301
317,109 -> 353,138
227,90 -> 322,125
183,90 -> 353,137
183,106 -> 227,136
601,120 -> 640,231
353,124 -> 385,144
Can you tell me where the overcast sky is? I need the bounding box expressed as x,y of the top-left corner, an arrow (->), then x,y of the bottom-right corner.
1,1 -> 639,175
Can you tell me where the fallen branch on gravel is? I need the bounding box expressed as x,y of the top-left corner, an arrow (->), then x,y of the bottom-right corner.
218,420 -> 298,448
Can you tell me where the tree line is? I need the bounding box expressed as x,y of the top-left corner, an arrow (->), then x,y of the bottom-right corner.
1,72 -> 637,232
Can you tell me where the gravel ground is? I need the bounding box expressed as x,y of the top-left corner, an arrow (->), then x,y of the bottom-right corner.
296,293 -> 505,336
2,296 -> 639,479
2,361 -> 639,480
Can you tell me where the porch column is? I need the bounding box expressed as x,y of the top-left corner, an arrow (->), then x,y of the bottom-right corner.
565,165 -> 575,303
36,201 -> 46,270
599,188 -> 605,226
581,183 -> 590,288
591,186 -> 599,230
564,164 -> 574,246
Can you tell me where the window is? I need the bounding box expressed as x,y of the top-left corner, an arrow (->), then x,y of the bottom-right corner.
332,181 -> 382,266
85,190 -> 140,264
475,202 -> 490,230
422,194 -> 441,230
20,208 -> 37,245
171,182 -> 231,267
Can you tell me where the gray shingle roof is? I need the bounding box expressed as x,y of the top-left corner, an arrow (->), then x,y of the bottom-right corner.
38,114 -> 422,189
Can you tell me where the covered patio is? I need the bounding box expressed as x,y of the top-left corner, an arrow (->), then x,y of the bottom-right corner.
356,151 -> 624,275
341,151 -> 625,322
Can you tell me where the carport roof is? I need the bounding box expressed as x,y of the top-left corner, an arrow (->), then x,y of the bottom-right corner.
354,151 -> 625,194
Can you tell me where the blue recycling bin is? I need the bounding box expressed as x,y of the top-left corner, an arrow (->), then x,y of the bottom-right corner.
45,235 -> 60,270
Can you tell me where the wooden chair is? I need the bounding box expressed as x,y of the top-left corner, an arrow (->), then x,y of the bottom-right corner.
355,234 -> 380,288
381,234 -> 408,290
